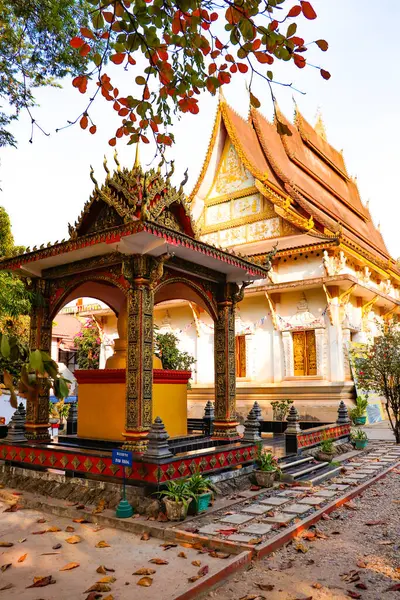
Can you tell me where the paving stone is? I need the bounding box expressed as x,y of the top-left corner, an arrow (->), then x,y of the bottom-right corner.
347,462 -> 363,467
336,478 -> 360,484
263,513 -> 293,524
353,470 -> 378,475
241,523 -> 272,535
278,490 -> 304,497
297,496 -> 327,505
281,503 -> 311,515
316,490 -> 337,498
376,459 -> 394,463
327,484 -> 349,491
242,504 -> 272,515
198,523 -> 224,535
219,513 -> 254,525
227,533 -> 255,543
259,497 -> 289,506
358,465 -> 381,470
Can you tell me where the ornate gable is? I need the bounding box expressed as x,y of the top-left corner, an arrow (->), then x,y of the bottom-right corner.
68,152 -> 196,240
208,142 -> 254,200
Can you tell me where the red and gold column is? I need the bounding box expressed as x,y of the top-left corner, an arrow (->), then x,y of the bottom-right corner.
25,280 -> 52,442
213,285 -> 239,439
122,256 -> 154,452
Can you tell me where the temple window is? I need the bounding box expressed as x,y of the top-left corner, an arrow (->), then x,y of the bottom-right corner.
236,334 -> 247,378
292,330 -> 317,376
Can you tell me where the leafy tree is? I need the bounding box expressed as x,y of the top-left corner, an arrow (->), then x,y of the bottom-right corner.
353,321 -> 400,444
0,0 -> 102,146
154,331 -> 194,370
74,317 -> 101,369
68,0 -> 328,151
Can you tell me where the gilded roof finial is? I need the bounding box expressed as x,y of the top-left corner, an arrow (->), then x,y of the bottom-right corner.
90,166 -> 100,191
315,108 -> 327,141
113,149 -> 121,171
103,155 -> 110,177
134,142 -> 141,169
218,86 -> 226,104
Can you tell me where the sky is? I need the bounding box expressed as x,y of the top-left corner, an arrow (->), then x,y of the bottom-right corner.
1,0 -> 400,258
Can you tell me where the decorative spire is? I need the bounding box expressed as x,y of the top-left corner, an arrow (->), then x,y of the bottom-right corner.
134,143 -> 141,169
103,155 -> 110,177
242,408 -> 261,443
252,401 -> 262,421
142,416 -> 173,460
113,149 -> 121,171
337,400 -> 350,425
285,405 -> 301,434
314,108 -> 327,141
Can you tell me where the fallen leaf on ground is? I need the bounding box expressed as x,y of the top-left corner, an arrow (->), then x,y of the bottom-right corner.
239,595 -> 266,600
157,512 -> 168,522
85,593 -> 102,600
0,564 -> 11,572
365,520 -> 386,526
341,571 -> 360,583
321,513 -> 331,520
312,582 -> 323,589
73,518 -> 89,523
60,562 -> 80,571
386,583 -> 400,591
149,558 -> 168,565
85,583 -> 112,592
294,543 -> 308,554
331,531 -> 341,535
137,577 -> 153,587
209,551 -> 230,559
102,596 -> 114,600
96,565 -> 107,574
257,583 -> 274,591
41,552 -> 60,556
249,538 -> 263,545
250,485 -> 261,491
52,543 -> 62,550
46,526 -> 62,533
92,526 -> 104,532
301,531 -> 316,540
160,542 -> 177,549
355,583 -> 367,590
217,528 -> 238,535
36,518 -> 47,523
133,568 -> 156,576
66,535 -> 82,544
0,583 -> 13,591
18,554 -> 27,563
0,542 -> 13,547
141,532 -> 151,541
31,530 -> 47,535
347,592 -> 361,599
188,575 -> 201,583
192,560 -> 201,567
76,504 -> 85,509
65,526 -> 75,532
97,576 -> 116,583
179,542 -> 194,548
198,565 -> 209,577
18,538 -> 26,543
26,575 -> 56,588
3,504 -> 19,512
95,540 -> 110,548
178,551 -> 187,558
378,540 -> 393,545
314,529 -> 328,540
344,502 -> 359,511
357,560 -> 367,568
93,499 -> 106,514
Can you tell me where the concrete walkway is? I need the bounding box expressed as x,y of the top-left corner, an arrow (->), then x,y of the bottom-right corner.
363,419 -> 397,441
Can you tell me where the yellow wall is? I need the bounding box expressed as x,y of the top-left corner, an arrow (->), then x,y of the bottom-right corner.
77,381 -> 187,441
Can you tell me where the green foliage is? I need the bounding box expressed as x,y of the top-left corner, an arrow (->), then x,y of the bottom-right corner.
154,331 -> 195,371
349,396 -> 369,422
319,436 -> 334,454
256,442 -> 279,472
352,320 -> 400,443
186,472 -> 215,498
351,428 -> 368,441
74,317 -> 100,369
0,0 -> 103,146
270,399 -> 293,421
156,479 -> 191,506
49,399 -> 71,423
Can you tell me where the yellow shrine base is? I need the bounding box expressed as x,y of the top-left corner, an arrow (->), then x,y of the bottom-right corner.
74,369 -> 191,441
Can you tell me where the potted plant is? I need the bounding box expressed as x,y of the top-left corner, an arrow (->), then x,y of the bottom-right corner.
316,435 -> 336,462
186,472 -> 215,515
349,396 -> 368,426
254,445 -> 280,487
157,479 -> 192,521
55,399 -> 70,432
351,428 -> 368,450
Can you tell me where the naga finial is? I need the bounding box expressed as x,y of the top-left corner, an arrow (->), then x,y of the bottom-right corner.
90,165 -> 100,191
113,148 -> 121,171
103,155 -> 110,177
166,160 -> 175,182
178,168 -> 189,194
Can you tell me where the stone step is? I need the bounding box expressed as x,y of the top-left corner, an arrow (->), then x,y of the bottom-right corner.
290,461 -> 329,479
279,456 -> 314,471
307,465 -> 342,486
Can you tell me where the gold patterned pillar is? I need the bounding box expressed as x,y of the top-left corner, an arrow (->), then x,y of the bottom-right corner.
213,284 -> 240,438
122,256 -> 155,452
26,279 -> 52,442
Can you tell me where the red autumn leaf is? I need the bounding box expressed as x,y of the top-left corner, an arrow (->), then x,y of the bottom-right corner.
316,39 -> 329,51
355,583 -> 367,590
80,115 -> 88,129
293,54 -> 306,68
26,576 -> 56,588
70,36 -> 84,49
386,583 -> 400,592
110,53 -> 126,64
108,138 -> 116,146
80,43 -> 91,57
210,12 -> 218,21
80,27 -> 94,40
287,5 -> 302,17
215,37 -> 224,50
141,134 -> 150,143
230,64 -> 237,73
269,20 -> 279,31
89,125 -> 97,134
198,565 -> 209,577
347,592 -> 361,599
238,63 -> 248,73
301,1 -> 317,19
103,11 -> 114,23
320,69 -> 331,80
291,36 -> 305,46
254,52 -> 274,65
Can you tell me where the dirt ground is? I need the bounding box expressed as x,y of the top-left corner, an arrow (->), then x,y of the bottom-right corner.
207,469 -> 400,600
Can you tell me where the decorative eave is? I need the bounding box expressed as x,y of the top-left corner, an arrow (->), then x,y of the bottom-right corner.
0,220 -> 270,281
251,238 -> 338,262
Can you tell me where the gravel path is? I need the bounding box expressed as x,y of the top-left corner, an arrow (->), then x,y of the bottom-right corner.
207,468 -> 400,600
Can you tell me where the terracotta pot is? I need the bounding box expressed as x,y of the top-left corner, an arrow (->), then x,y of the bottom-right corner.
255,469 -> 277,488
163,497 -> 191,521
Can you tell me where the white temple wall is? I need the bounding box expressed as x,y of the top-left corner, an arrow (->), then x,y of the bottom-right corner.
274,256 -> 324,283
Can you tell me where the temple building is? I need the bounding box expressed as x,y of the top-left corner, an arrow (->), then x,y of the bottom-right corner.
151,97 -> 400,422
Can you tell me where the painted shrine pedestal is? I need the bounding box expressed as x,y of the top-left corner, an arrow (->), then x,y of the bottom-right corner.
75,369 -> 191,441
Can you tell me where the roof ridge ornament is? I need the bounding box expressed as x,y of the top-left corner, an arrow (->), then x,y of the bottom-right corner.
314,108 -> 327,141
134,142 -> 141,169
113,149 -> 121,171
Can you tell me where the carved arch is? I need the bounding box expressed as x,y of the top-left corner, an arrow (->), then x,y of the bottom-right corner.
154,276 -> 218,321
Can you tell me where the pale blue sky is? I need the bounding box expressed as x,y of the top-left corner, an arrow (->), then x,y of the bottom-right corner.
1,0 -> 400,258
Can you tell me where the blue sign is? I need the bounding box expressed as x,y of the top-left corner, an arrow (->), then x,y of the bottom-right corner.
112,449 -> 133,467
